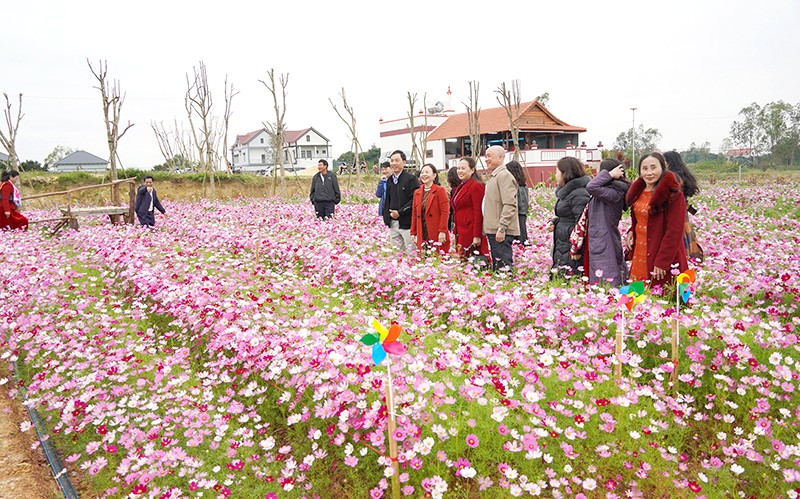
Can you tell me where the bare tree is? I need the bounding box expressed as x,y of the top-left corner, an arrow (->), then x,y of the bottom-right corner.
185,61 -> 221,196
406,92 -> 431,170
151,120 -> 197,172
496,79 -> 522,161
329,87 -> 364,179
0,93 -> 23,170
260,69 -> 289,197
87,60 -> 133,185
463,81 -> 482,163
219,76 -> 238,175
406,92 -> 426,169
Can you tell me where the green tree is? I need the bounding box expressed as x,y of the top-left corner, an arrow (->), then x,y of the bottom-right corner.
535,92 -> 550,106
362,144 -> 380,165
335,144 -> 381,169
153,154 -> 197,172
762,101 -> 800,167
19,159 -> 45,172
729,101 -> 800,169
612,125 -> 662,166
43,145 -> 75,170
680,142 -> 722,163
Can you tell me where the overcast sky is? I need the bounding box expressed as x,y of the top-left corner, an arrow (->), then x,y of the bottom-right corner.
3,0 -> 798,168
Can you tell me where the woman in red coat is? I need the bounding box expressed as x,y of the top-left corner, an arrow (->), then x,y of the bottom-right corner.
410,163 -> 451,254
451,157 -> 490,259
624,152 -> 688,287
0,170 -> 28,231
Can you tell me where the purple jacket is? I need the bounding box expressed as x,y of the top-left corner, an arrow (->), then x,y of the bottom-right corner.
585,170 -> 629,286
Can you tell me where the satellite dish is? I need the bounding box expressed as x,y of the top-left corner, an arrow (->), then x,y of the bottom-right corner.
427,101 -> 445,114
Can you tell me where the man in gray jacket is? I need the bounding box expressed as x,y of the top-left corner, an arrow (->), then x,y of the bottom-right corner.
483,146 -> 519,270
309,159 -> 341,219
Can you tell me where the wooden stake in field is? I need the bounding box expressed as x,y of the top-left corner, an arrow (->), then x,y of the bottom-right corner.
384,360 -> 401,499
360,319 -> 407,499
672,270 -> 697,394
616,281 -> 646,382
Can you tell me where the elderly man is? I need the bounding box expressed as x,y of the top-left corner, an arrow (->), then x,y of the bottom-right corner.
382,150 -> 419,251
482,146 -> 519,270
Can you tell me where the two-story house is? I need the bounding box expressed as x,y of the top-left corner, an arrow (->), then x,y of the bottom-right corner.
232,127 -> 332,173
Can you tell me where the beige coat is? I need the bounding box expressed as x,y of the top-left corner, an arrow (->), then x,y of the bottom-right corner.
482,164 -> 520,236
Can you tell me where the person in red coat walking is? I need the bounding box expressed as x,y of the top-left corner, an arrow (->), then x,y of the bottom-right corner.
0,170 -> 28,231
624,152 -> 688,287
410,163 -> 450,254
451,157 -> 490,261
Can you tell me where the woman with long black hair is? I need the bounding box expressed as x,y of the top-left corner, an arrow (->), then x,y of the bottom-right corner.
664,150 -> 703,261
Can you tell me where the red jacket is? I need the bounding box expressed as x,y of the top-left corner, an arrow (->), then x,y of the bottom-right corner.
625,171 -> 688,286
0,181 -> 28,231
410,183 -> 451,253
451,178 -> 489,257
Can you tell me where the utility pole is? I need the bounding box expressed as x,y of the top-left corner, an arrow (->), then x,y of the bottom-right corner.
630,107 -> 637,168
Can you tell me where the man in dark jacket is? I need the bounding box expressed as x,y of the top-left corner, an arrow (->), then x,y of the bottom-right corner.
134,176 -> 166,227
309,159 -> 341,219
382,150 -> 419,251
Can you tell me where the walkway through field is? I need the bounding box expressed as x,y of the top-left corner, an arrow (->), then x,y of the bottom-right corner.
0,371 -> 58,498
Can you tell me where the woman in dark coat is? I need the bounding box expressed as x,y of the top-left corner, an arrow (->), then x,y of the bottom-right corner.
548,157 -> 591,278
451,157 -> 490,259
625,152 -> 688,287
585,158 -> 629,286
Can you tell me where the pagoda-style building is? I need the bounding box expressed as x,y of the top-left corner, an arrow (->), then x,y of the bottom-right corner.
427,100 -> 587,157
380,98 -> 601,186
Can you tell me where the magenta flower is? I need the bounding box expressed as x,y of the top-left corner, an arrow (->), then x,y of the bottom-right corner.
465,434 -> 479,448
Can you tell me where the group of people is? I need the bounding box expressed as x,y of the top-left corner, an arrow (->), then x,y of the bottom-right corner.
0,171 -> 167,230
556,150 -> 701,287
373,146 -> 527,271
7,148 -> 701,289
371,147 -> 702,288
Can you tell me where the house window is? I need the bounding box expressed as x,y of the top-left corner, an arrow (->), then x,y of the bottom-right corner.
426,149 -> 434,158
260,138 -> 264,144
322,149 -> 326,155
306,135 -> 310,142
261,154 -> 266,163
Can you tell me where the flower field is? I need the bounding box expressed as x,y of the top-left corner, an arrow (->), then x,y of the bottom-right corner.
2,182 -> 799,498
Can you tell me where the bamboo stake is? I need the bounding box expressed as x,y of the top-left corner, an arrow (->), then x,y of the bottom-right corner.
615,313 -> 625,382
670,285 -> 680,394
384,361 -> 401,499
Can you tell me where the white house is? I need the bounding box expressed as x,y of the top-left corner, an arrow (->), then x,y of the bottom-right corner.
52,150 -> 108,173
232,127 -> 332,173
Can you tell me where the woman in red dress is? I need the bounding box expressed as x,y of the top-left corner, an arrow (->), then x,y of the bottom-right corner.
0,170 -> 28,231
450,157 -> 490,261
624,152 -> 687,286
410,163 -> 451,254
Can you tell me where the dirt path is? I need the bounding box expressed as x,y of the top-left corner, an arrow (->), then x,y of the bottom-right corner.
0,373 -> 59,498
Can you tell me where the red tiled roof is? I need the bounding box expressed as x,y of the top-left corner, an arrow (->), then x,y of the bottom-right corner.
284,128 -> 313,144
236,129 -> 265,146
725,148 -> 752,157
427,100 -> 586,141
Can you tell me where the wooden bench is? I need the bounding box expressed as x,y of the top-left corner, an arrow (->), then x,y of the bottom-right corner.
59,206 -> 131,230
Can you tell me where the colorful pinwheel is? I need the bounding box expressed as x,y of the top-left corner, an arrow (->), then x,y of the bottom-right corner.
618,281 -> 647,312
676,270 -> 697,303
360,319 -> 407,365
